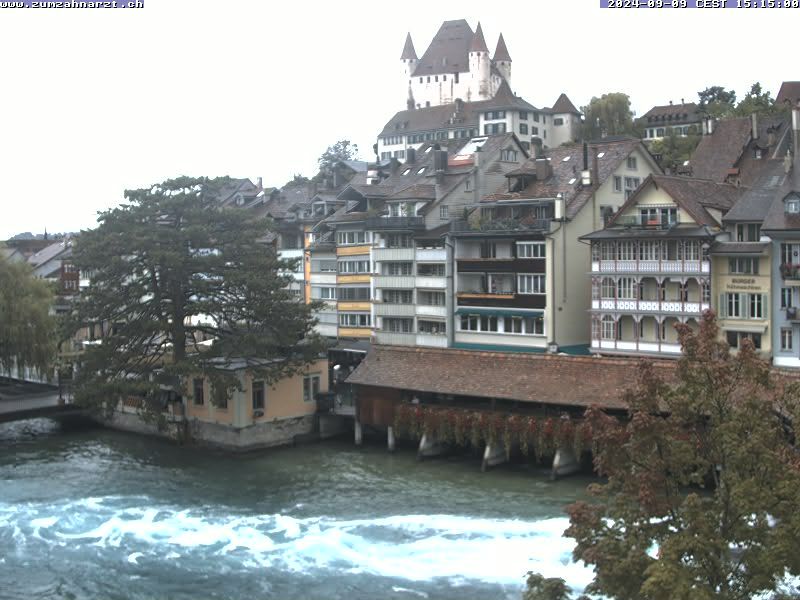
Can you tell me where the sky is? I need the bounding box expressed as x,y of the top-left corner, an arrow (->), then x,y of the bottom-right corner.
0,0 -> 795,239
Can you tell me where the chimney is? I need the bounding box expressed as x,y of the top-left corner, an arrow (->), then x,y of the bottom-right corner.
474,145 -> 482,168
591,146 -> 600,190
406,147 -> 416,164
434,149 -> 448,183
751,112 -> 758,141
581,141 -> 591,186
768,126 -> 777,147
669,100 -> 673,105
534,158 -> 551,181
681,98 -> 685,105
706,117 -> 715,135
257,176 -> 263,190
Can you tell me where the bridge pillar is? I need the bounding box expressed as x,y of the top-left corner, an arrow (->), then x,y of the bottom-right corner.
551,446 -> 580,480
387,425 -> 396,452
481,443 -> 508,471
417,433 -> 446,460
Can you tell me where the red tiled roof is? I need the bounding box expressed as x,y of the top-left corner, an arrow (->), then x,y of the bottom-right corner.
346,345 -> 676,411
776,81 -> 800,107
689,118 -> 752,183
551,93 -> 580,115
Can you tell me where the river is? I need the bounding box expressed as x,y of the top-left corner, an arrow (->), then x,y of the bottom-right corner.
0,419 -> 595,600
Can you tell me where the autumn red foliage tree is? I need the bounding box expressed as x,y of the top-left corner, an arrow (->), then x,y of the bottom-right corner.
565,311 -> 800,600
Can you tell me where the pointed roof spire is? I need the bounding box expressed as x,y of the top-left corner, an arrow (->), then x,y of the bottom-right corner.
400,32 -> 417,60
493,33 -> 511,62
469,22 -> 489,53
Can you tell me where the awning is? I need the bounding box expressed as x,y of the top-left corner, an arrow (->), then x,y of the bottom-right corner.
455,307 -> 544,318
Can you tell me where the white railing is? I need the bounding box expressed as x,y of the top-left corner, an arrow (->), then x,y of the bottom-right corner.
415,276 -> 446,289
373,247 -> 415,262
592,340 -> 682,354
416,305 -> 447,318
416,333 -> 448,348
374,331 -> 416,346
416,248 -> 446,262
592,260 -> 710,274
374,303 -> 416,317
592,299 -> 708,314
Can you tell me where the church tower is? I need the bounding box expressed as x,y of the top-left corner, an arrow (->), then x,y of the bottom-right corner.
400,32 -> 418,109
468,22 -> 490,101
493,33 -> 512,84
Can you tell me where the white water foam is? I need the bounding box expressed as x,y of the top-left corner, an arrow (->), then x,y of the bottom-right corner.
2,497 -> 595,592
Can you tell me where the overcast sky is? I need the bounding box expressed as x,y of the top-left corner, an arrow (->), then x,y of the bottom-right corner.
0,0 -> 794,239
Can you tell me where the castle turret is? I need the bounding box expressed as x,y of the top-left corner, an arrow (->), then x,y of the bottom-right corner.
493,33 -> 512,84
468,22 -> 490,101
401,32 -> 418,108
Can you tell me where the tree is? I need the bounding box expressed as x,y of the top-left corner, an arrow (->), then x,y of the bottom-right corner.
0,250 -> 56,378
523,572 -> 572,600
69,176 -> 324,416
734,82 -> 782,117
648,128 -> 701,174
698,85 -> 737,118
581,93 -> 637,140
566,311 -> 800,600
317,139 -> 359,172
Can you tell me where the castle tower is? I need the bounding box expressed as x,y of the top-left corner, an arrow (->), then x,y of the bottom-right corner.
493,33 -> 512,84
401,32 -> 418,108
468,22 -> 490,101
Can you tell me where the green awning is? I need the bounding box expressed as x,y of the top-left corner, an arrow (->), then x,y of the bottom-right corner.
455,307 -> 544,318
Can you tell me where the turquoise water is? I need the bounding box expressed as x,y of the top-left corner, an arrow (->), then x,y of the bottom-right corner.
0,420 -> 594,599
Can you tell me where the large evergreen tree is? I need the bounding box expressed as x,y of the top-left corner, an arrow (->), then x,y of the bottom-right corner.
566,311 -> 800,599
0,249 -> 56,378
70,176 -> 324,414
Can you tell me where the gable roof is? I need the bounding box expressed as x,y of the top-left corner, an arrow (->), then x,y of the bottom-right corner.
413,20 -> 473,77
347,345 -> 676,411
484,138 -> 657,219
724,158 -> 790,223
492,33 -> 511,62
551,93 -> 580,115
776,81 -> 800,107
608,175 -> 745,228
689,118 -> 753,183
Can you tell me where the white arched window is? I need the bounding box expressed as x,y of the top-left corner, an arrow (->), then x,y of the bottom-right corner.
601,316 -> 617,340
601,278 -> 616,299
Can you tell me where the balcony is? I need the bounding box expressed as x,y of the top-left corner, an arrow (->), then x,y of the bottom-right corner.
591,339 -> 682,355
374,331 -> 416,346
591,260 -> 710,274
415,275 -> 446,289
416,304 -> 447,318
781,264 -> 800,285
365,216 -> 425,231
373,275 -> 415,288
373,247 -> 415,262
416,333 -> 448,348
450,218 -> 551,234
591,299 -> 709,315
416,248 -> 446,262
613,215 -> 681,229
374,302 -> 416,317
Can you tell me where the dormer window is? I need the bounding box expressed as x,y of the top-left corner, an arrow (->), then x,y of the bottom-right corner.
402,168 -> 411,176
500,149 -> 517,162
417,167 -> 426,174
235,194 -> 245,206
787,199 -> 800,214
754,148 -> 763,159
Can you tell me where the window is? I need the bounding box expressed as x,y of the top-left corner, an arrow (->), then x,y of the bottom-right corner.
314,286 -> 336,300
484,123 -> 507,135
726,293 -> 742,318
418,291 -> 445,305
417,167 -> 427,175
384,318 -> 413,333
485,110 -> 506,120
781,328 -> 793,351
339,313 -> 371,327
387,234 -> 412,248
193,378 -> 204,406
252,381 -> 265,411
727,332 -> 762,350
624,177 -> 641,190
617,241 -> 636,261
736,223 -> 761,242
500,149 -> 518,161
721,293 -> 766,319
383,289 -> 413,304
337,231 -> 367,245
749,293 -> 763,319
418,320 -> 446,335
519,123 -> 529,135
533,112 -> 540,122
303,374 -> 320,403
627,156 -> 638,169
657,127 -> 665,137
440,205 -> 449,220
337,287 -> 370,301
459,314 -> 498,332
516,241 -> 546,258
517,274 -> 545,294
502,316 -> 544,335
385,262 -> 413,276
454,72 -> 459,84
418,263 -> 445,276
781,288 -> 793,309
553,117 -> 564,126
613,176 -> 622,193
532,127 -> 539,136
338,260 -> 370,274
729,257 -> 759,275
464,178 -> 472,191
781,243 -> 800,265
616,277 -> 636,299
639,207 -> 676,226
519,111 -> 528,120
601,316 -> 616,340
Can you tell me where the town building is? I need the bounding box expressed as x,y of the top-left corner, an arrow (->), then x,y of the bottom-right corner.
453,137 -> 660,354
583,175 -> 745,357
641,101 -> 702,141
379,20 -> 581,160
